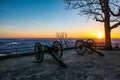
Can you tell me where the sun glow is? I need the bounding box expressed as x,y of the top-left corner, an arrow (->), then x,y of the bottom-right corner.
97,32 -> 104,39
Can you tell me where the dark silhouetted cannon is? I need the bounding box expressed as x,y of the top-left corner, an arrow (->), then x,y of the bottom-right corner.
34,41 -> 67,68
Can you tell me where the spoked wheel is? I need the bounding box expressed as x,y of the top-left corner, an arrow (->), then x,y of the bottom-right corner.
34,42 -> 43,63
75,39 -> 86,55
53,41 -> 63,59
86,39 -> 96,53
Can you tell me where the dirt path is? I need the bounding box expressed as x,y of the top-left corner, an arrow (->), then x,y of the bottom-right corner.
0,50 -> 120,80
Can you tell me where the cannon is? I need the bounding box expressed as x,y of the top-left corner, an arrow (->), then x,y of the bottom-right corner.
75,39 -> 105,56
34,41 -> 67,68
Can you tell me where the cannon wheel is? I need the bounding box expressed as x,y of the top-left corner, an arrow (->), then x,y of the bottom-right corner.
86,39 -> 96,53
53,41 -> 63,59
75,39 -> 86,55
34,42 -> 43,63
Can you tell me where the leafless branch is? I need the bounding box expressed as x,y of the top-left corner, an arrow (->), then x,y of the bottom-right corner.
95,16 -> 104,22
110,3 -> 120,7
99,0 -> 105,13
110,22 -> 120,30
110,8 -> 120,16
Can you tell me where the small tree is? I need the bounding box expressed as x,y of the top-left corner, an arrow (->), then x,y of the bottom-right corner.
56,32 -> 72,48
64,0 -> 120,50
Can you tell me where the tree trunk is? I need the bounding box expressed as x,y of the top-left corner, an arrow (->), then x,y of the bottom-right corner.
104,27 -> 112,50
104,0 -> 113,50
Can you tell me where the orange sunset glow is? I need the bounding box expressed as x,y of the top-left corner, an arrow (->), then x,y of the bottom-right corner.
0,25 -> 120,38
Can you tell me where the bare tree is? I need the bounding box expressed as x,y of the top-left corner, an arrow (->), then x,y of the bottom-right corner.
64,0 -> 120,49
56,32 -> 72,48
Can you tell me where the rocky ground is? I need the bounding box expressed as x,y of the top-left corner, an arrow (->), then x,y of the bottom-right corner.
0,50 -> 120,80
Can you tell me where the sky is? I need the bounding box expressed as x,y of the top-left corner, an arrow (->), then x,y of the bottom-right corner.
0,0 -> 120,38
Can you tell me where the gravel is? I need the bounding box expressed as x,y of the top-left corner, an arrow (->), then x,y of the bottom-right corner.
0,50 -> 120,80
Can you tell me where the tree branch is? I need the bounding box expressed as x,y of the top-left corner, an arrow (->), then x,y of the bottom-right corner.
110,22 -> 120,30
110,8 -> 120,16
73,1 -> 99,9
94,16 -> 104,22
110,3 -> 120,7
83,10 -> 104,20
110,18 -> 120,22
96,12 -> 104,20
99,0 -> 105,13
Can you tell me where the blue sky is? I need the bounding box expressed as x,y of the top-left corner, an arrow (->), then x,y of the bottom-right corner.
1,0 -> 116,38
